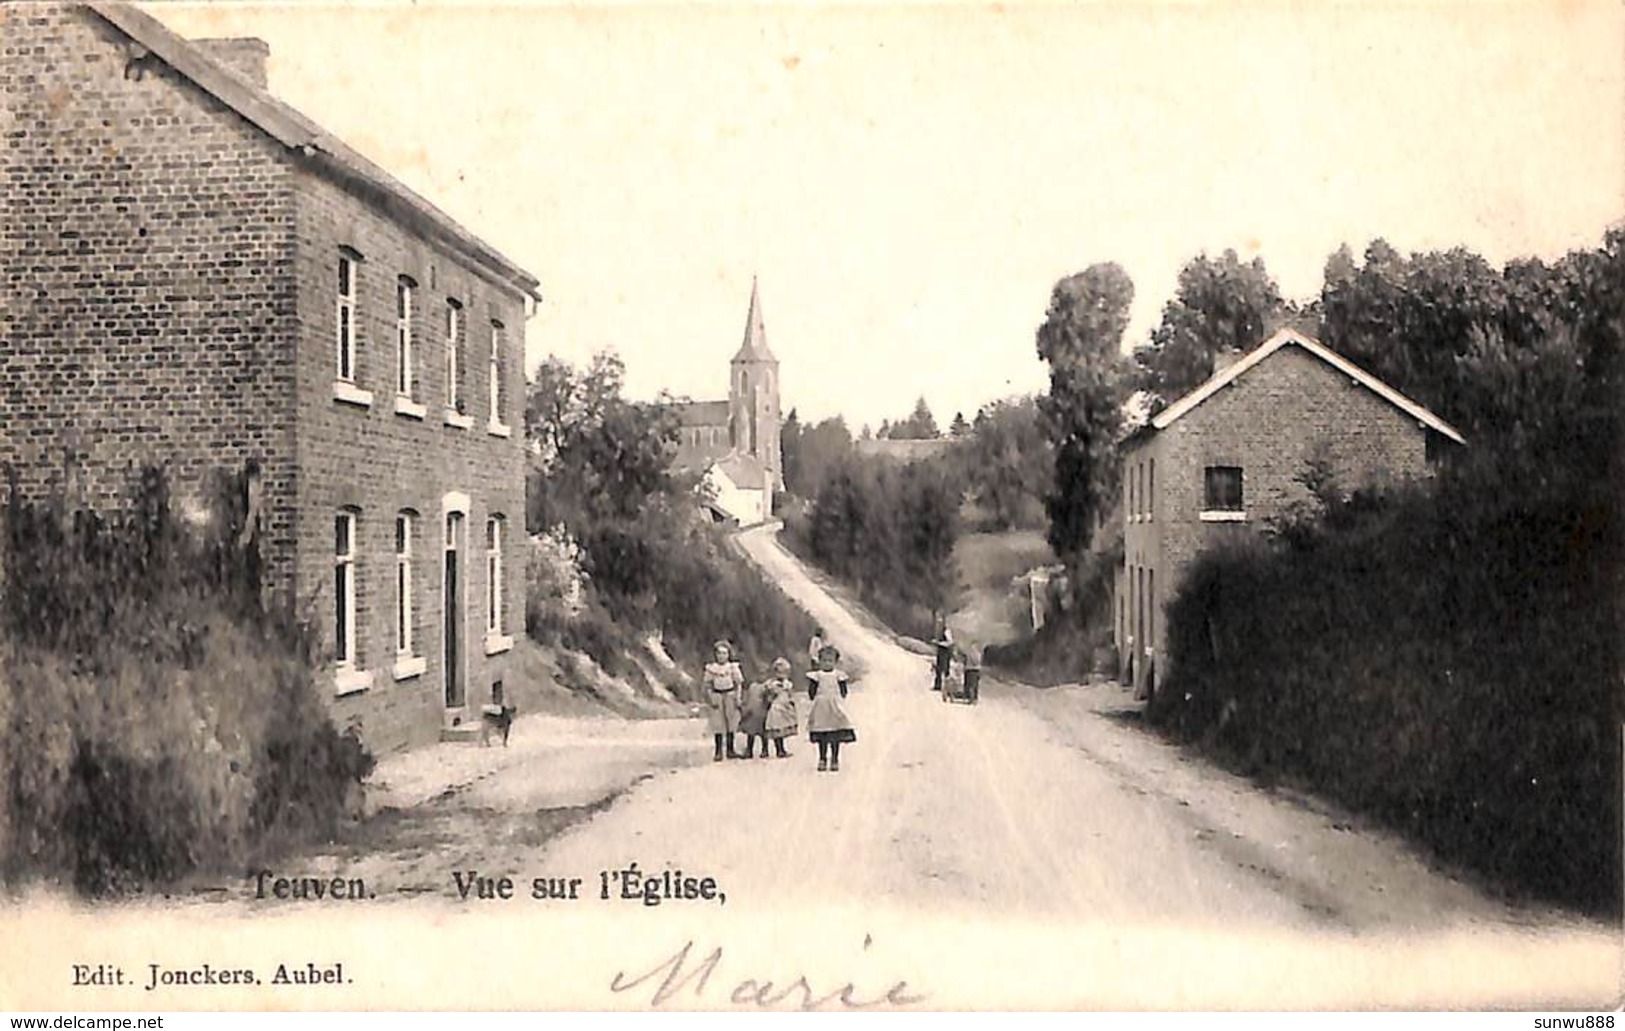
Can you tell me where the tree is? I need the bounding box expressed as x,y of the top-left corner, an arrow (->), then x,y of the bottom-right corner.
784,416 -> 854,499
1317,240 -> 1506,424
956,396 -> 1051,530
898,460 -> 961,613
780,408 -> 804,498
1036,264 -> 1134,571
877,397 -> 941,440
524,351 -> 683,531
900,396 -> 941,439
950,411 -> 969,438
1133,250 -> 1289,404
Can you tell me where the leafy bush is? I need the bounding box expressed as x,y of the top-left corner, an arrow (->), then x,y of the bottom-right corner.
0,468 -> 372,897
782,452 -> 961,640
1148,475 -> 1621,915
524,352 -> 817,688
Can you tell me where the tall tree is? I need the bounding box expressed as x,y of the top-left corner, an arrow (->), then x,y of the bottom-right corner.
901,396 -> 941,439
785,416 -> 854,499
524,351 -> 682,531
1318,240 -> 1505,424
1134,250 -> 1288,404
780,408 -> 804,498
957,396 -> 1051,530
1036,264 -> 1134,571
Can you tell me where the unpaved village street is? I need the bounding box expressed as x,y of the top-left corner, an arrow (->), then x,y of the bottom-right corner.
78,524 -> 1619,1010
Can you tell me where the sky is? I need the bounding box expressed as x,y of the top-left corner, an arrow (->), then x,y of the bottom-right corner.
147,1 -> 1625,432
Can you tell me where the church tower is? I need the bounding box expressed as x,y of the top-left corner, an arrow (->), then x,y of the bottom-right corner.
728,278 -> 783,492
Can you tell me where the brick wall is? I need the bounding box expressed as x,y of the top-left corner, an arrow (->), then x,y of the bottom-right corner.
0,4 -> 532,754
0,3 -> 301,590
1120,345 -> 1430,692
290,171 -> 528,753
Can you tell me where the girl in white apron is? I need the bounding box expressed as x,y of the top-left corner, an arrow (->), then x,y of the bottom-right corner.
806,645 -> 855,772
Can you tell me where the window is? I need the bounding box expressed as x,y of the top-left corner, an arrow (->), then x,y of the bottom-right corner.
395,512 -> 414,656
1203,466 -> 1244,514
488,321 -> 505,427
396,278 -> 415,397
336,255 -> 358,382
445,299 -> 463,410
334,510 -> 358,667
486,516 -> 504,635
1147,458 -> 1155,522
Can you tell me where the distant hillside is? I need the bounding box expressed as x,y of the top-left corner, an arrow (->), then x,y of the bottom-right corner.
852,438 -> 954,464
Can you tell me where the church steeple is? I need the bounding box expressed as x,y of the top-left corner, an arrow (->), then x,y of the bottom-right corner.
732,276 -> 775,363
727,277 -> 783,493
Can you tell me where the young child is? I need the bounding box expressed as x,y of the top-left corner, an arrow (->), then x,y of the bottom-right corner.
702,640 -> 744,761
806,645 -> 855,772
761,657 -> 798,758
739,676 -> 771,759
961,639 -> 983,704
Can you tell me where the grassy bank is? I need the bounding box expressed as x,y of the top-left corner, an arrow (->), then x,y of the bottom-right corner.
1147,478 -> 1621,916
0,470 -> 372,897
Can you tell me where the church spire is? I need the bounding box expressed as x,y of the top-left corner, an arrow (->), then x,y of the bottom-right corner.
732,276 -> 775,363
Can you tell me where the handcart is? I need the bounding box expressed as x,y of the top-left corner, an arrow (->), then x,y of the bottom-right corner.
940,663 -> 980,705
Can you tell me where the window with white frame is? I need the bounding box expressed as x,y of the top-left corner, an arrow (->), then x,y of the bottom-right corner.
486,515 -> 504,635
395,512 -> 414,656
445,299 -> 463,410
336,254 -> 358,382
396,278 -> 415,398
489,321 -> 505,426
334,510 -> 358,667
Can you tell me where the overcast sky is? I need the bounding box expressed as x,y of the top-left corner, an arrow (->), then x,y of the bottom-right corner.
148,2 -> 1624,431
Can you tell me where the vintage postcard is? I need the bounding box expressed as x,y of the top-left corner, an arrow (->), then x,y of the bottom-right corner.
0,0 -> 1621,1014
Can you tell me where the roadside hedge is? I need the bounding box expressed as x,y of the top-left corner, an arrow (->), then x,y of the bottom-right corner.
1148,475 -> 1621,915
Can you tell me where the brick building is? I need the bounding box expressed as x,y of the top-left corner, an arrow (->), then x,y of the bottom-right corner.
1,2 -> 541,751
1115,329 -> 1464,698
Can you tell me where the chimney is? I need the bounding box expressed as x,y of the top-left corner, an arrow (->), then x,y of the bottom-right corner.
192,37 -> 270,90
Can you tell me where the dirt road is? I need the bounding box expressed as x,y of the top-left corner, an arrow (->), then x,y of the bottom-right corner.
533,524 -> 1621,1006
97,523 -> 1616,1010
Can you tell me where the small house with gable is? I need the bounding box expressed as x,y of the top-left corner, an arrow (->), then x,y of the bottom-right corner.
1114,329 -> 1465,697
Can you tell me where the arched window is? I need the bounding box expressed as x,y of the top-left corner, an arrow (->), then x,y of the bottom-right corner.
396,276 -> 416,398
486,515 -> 505,636
336,250 -> 361,382
395,511 -> 417,657
334,508 -> 360,668
445,299 -> 463,410
489,320 -> 506,428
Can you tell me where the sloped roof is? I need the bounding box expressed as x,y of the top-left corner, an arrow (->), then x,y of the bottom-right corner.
1142,328 -> 1466,445
732,277 -> 775,363
670,399 -> 730,427
89,2 -> 541,301
713,451 -> 769,488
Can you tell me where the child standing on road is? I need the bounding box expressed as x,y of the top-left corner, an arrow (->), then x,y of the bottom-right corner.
806,645 -> 856,773
739,676 -> 771,759
761,657 -> 798,758
702,640 -> 744,761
